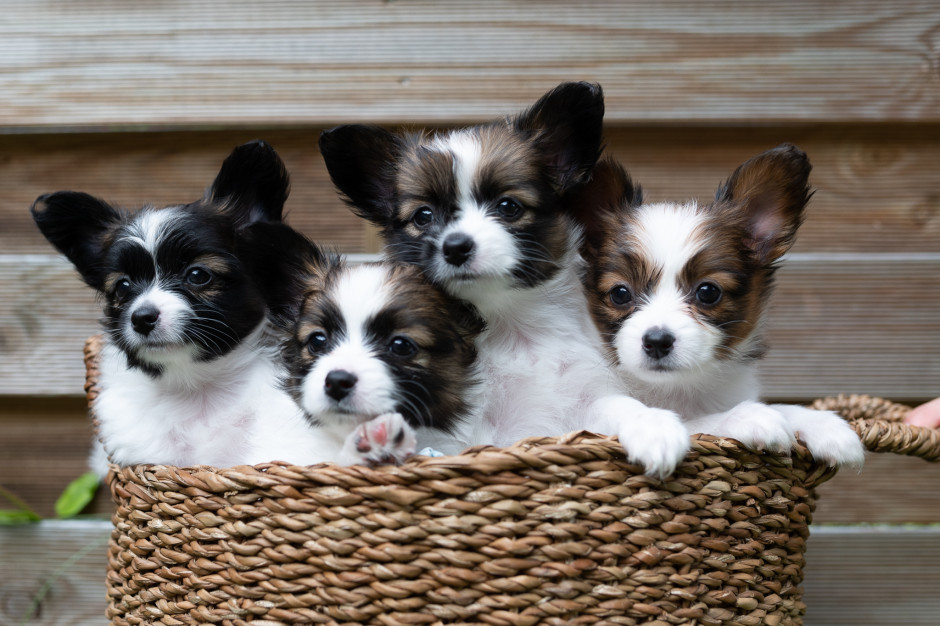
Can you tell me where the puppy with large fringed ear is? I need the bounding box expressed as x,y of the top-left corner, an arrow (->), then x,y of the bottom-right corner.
572,144 -> 865,468
31,141 -> 391,471
317,82 -> 692,478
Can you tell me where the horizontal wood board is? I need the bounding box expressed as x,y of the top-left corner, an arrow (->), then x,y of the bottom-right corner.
1,1 -> 939,129
1,522 -> 939,625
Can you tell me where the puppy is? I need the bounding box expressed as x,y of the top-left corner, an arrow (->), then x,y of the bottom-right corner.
574,145 -> 865,467
240,221 -> 484,462
317,82 -> 691,478
31,141 -> 373,471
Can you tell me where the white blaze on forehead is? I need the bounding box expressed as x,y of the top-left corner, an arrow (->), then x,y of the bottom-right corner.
634,202 -> 706,293
122,207 -> 180,255
332,264 -> 393,344
432,130 -> 482,212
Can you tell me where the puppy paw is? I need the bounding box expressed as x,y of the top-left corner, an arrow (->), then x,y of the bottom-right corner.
712,401 -> 797,453
342,413 -> 417,466
617,406 -> 691,480
776,405 -> 866,469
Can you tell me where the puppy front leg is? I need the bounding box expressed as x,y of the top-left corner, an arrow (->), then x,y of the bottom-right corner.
339,412 -> 418,466
586,395 -> 691,480
772,404 -> 865,469
685,401 -> 796,454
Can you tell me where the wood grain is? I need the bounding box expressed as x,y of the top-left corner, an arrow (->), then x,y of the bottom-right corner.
1,1 -> 938,129
4,125 -> 940,256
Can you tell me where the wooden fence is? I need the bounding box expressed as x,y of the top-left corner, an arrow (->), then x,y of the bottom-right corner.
0,1 -> 938,624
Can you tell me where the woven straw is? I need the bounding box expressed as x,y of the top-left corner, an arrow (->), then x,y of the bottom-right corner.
84,336 -> 940,626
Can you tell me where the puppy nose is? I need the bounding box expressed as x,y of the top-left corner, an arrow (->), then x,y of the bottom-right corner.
131,305 -> 160,335
324,369 -> 358,401
642,328 -> 675,359
442,233 -> 474,267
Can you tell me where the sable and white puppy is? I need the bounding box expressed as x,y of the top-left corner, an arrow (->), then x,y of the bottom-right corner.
240,221 -> 484,462
31,141 -> 372,471
573,145 -> 865,467
318,82 -> 691,477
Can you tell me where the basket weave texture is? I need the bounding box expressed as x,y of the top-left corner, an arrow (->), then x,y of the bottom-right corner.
84,336 -> 940,626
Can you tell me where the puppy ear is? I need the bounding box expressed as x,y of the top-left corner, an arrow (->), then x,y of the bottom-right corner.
569,157 -> 642,261
448,297 -> 486,343
512,81 -> 606,192
318,125 -> 402,227
237,222 -> 340,328
715,143 -> 813,264
208,140 -> 291,226
30,191 -> 123,289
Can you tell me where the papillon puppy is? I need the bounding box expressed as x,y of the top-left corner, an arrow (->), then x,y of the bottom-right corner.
31,141 -> 384,471
317,82 -> 691,478
573,145 -> 865,467
240,221 -> 485,462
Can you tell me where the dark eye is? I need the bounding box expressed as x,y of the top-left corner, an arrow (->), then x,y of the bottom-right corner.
185,266 -> 213,287
114,278 -> 132,300
412,206 -> 434,228
496,197 -> 523,222
609,284 -> 634,307
388,336 -> 418,358
306,331 -> 329,355
695,282 -> 722,306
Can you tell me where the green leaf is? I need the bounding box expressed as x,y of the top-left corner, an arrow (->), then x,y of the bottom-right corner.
0,508 -> 41,525
54,472 -> 100,519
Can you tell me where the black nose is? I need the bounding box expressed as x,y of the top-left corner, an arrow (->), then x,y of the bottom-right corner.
442,233 -> 474,267
324,369 -> 358,401
642,328 -> 675,359
131,305 -> 160,335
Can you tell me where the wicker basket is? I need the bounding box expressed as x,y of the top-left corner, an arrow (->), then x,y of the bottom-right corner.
84,336 -> 940,626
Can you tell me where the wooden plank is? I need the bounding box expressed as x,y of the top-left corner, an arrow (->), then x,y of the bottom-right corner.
1,521 -> 937,625
0,521 -> 109,626
1,1 -> 938,130
803,526 -> 940,625
2,253 -> 936,399
3,125 -> 939,257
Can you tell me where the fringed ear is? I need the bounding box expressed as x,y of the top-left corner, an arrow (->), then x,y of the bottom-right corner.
715,144 -> 813,264
568,157 -> 643,262
208,140 -> 291,226
448,297 -> 486,344
30,191 -> 124,290
318,125 -> 403,228
236,221 -> 341,330
511,81 -> 606,192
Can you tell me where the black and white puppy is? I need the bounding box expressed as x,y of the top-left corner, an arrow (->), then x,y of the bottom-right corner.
31,141 -> 355,471
240,221 -> 484,462
318,82 -> 690,477
573,145 -> 865,467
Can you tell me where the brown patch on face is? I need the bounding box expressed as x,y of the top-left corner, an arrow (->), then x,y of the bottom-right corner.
678,208 -> 773,360
395,136 -> 456,235
584,215 -> 662,359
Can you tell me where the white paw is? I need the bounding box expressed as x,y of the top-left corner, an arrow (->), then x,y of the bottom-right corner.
341,413 -> 417,466
778,406 -> 865,469
617,406 -> 691,480
713,401 -> 797,453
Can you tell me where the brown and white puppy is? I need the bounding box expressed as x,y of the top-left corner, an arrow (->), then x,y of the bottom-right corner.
317,82 -> 692,478
574,145 -> 865,467
241,221 -> 485,461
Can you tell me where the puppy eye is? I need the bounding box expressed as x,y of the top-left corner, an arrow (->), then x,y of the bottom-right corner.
185,266 -> 213,287
609,284 -> 634,307
695,282 -> 722,306
307,331 -> 329,355
388,336 -> 418,358
114,278 -> 132,300
412,206 -> 434,228
496,197 -> 523,222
